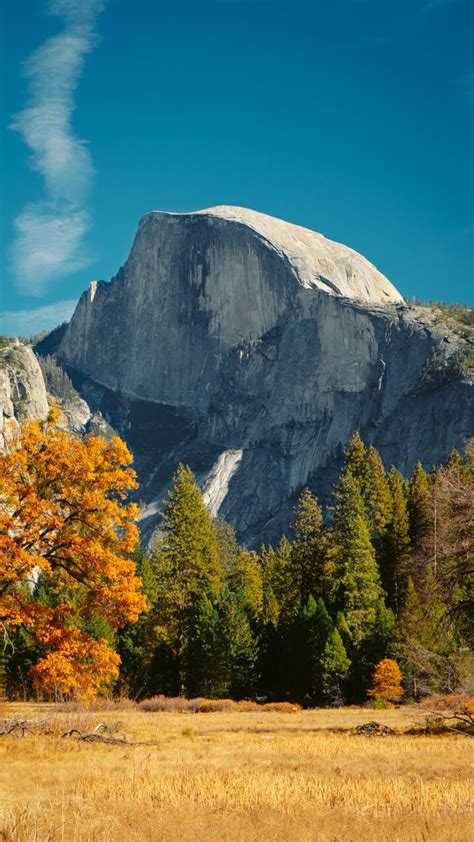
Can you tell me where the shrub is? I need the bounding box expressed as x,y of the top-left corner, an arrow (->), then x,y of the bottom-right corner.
261,702 -> 301,713
138,695 -> 203,713
137,696 -> 302,713
235,700 -> 260,711
195,699 -> 239,713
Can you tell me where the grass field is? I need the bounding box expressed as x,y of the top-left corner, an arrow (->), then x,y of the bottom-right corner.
1,703 -> 473,841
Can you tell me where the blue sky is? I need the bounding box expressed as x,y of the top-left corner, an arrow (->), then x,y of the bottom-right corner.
1,0 -> 473,336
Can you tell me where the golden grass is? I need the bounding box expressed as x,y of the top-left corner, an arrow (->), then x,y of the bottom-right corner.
1,703 -> 473,841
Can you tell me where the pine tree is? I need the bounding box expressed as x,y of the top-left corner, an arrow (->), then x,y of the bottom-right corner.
408,461 -> 432,555
257,544 -> 283,699
117,544 -> 163,698
226,548 -> 264,621
380,467 -> 412,613
297,595 -> 333,705
360,599 -> 396,692
291,489 -> 329,607
150,464 -> 221,695
341,514 -> 382,644
259,543 -> 281,626
336,611 -> 352,652
159,463 -> 221,599
445,448 -> 464,473
186,593 -> 226,697
392,572 -> 464,699
321,628 -> 351,706
331,474 -> 384,646
337,437 -> 394,560
215,519 -> 240,577
265,536 -> 299,624
391,576 -> 422,698
293,488 -> 324,543
343,432 -> 368,484
220,588 -> 259,698
364,446 -> 392,539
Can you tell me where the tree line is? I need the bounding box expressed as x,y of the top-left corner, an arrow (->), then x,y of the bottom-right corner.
115,435 -> 472,705
2,411 -> 473,705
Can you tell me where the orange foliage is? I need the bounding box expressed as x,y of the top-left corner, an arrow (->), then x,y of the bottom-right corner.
30,626 -> 120,702
368,658 -> 404,703
0,404 -> 147,700
422,694 -> 474,726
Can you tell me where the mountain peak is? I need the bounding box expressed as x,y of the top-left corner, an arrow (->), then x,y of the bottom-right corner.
140,205 -> 403,306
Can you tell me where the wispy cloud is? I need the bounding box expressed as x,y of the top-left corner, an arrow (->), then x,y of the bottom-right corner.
10,0 -> 103,295
418,0 -> 461,13
0,299 -> 78,338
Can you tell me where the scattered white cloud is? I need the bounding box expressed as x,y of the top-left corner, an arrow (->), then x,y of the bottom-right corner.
0,299 -> 78,338
9,0 -> 103,295
418,0 -> 460,13
11,204 -> 90,295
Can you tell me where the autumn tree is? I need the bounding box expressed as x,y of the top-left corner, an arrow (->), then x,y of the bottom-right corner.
368,658 -> 404,704
0,405 -> 147,701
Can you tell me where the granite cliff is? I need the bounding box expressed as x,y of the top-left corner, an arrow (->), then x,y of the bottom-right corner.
0,339 -> 49,449
48,206 -> 473,545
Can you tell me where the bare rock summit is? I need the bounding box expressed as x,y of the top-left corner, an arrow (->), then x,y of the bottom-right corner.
53,206 -> 473,545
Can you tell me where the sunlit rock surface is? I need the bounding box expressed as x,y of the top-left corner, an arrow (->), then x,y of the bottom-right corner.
57,207 -> 473,545
0,340 -> 49,448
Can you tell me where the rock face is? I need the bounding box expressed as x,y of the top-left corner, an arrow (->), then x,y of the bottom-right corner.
0,340 -> 49,448
57,206 -> 473,545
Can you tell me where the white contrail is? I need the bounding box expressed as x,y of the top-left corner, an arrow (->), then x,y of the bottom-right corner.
10,0 -> 103,295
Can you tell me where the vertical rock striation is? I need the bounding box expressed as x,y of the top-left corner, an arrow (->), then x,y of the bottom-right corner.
56,207 -> 473,545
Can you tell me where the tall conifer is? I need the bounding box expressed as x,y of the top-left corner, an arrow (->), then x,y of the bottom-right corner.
331,474 -> 384,646
151,464 -> 221,694
291,489 -> 329,606
364,446 -> 392,538
380,467 -> 412,613
408,462 -> 432,554
321,628 -> 351,706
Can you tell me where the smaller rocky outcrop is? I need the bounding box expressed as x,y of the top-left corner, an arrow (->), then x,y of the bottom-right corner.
0,339 -> 49,448
0,338 -> 112,449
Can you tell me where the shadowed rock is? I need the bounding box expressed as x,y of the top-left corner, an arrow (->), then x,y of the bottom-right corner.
55,206 -> 473,545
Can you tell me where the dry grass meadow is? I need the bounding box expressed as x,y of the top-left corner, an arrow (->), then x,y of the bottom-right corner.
1,702 -> 473,842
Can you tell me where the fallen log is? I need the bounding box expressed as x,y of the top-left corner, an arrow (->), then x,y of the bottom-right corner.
0,718 -> 49,737
61,722 -> 130,744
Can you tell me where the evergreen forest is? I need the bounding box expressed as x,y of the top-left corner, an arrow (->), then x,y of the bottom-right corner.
4,433 -> 473,706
